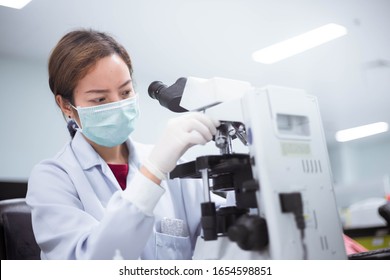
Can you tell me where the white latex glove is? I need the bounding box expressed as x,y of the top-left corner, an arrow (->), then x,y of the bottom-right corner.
143,112 -> 220,180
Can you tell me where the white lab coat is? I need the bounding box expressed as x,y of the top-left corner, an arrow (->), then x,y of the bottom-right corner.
27,131 -> 224,260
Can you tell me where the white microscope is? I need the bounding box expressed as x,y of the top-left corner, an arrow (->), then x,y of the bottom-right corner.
148,77 -> 347,260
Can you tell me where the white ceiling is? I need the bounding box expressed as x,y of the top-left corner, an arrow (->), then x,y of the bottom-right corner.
1,0 -> 389,146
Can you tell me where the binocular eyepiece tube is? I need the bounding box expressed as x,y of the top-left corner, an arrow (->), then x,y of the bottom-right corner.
147,78 -> 188,113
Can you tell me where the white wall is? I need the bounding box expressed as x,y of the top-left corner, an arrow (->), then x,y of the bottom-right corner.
0,56 -> 67,181
329,136 -> 390,207
329,136 -> 390,185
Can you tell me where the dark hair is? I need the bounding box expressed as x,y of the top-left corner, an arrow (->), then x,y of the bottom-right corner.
48,29 -> 133,137
49,29 -> 133,103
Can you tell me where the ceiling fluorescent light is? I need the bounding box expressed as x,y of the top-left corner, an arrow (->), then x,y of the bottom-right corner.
252,23 -> 348,64
335,122 -> 389,142
0,0 -> 32,9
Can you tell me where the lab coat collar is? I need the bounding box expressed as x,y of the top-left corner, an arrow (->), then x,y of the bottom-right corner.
71,131 -> 141,170
71,132 -> 102,170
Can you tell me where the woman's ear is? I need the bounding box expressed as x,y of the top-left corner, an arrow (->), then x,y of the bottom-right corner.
56,95 -> 73,118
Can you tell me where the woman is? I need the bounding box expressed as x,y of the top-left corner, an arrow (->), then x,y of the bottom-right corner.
26,29 -> 222,260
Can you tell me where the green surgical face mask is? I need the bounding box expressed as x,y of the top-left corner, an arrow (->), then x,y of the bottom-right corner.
71,95 -> 139,147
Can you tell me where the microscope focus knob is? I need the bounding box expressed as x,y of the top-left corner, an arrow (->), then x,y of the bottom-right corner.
228,215 -> 268,251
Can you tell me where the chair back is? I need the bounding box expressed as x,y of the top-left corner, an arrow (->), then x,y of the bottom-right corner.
0,198 -> 40,259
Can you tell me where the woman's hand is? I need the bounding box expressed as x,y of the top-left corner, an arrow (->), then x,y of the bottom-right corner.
142,112 -> 220,181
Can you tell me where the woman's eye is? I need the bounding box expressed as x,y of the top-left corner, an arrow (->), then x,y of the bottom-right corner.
122,90 -> 132,96
93,97 -> 105,103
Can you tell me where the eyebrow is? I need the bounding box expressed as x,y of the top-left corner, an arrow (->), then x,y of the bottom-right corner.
85,79 -> 132,94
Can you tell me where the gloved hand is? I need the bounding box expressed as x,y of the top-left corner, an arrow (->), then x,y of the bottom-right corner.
143,112 -> 220,180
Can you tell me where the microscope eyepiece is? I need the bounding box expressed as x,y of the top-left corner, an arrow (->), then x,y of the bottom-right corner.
148,81 -> 167,100
147,77 -> 188,113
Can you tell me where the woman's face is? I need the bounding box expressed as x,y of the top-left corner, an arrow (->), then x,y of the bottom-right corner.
73,54 -> 135,108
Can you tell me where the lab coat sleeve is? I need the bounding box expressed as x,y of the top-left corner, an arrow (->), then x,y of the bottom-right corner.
121,172 -> 165,216
27,160 -> 164,260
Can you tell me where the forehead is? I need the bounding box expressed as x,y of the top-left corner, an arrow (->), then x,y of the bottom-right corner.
76,54 -> 131,90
